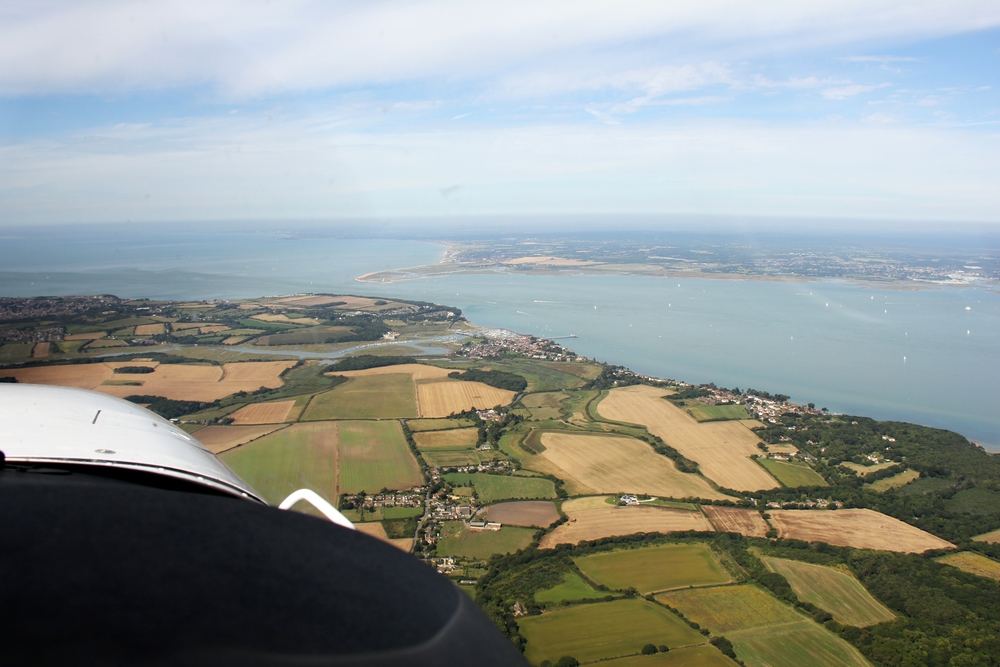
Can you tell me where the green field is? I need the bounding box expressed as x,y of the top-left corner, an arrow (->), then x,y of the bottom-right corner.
303,373 -> 417,420
866,469 -> 920,492
442,472 -> 557,503
341,506 -> 424,522
728,622 -> 870,667
338,420 -> 423,494
421,450 -> 486,467
678,401 -> 750,422
658,585 -> 802,633
0,343 -> 33,361
475,358 -> 586,392
518,598 -> 706,665
220,422 -> 338,506
763,557 -> 895,627
597,645 -> 737,667
406,418 -> 476,431
945,486 -> 1000,515
534,572 -> 604,604
936,552 -> 1000,582
521,391 -> 569,420
575,544 -> 731,594
434,521 -> 535,559
758,459 -> 828,487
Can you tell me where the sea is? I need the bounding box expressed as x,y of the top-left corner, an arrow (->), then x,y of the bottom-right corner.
2,226 -> 998,451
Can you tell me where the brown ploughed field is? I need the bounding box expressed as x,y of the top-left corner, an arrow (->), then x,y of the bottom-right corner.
768,509 -> 954,553
702,506 -> 770,538
486,501 -> 560,527
134,324 -> 165,335
540,496 -> 714,548
597,385 -> 779,492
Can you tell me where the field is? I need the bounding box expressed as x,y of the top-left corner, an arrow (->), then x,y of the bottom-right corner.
96,360 -> 295,402
434,521 -> 535,559
521,391 -> 569,420
406,418 -> 476,431
867,469 -> 920,492
575,543 -> 730,593
219,422 -> 338,505
597,386 -> 779,492
763,557 -> 895,626
303,373 -> 417,420
194,424 -> 284,454
229,400 -> 294,424
4,363 -> 114,389
728,622 -> 871,667
842,461 -> 897,476
420,450 -> 486,467
416,380 -> 516,418
767,509 -> 954,553
541,496 -> 714,548
412,427 -> 478,450
536,432 -> 731,501
758,459 -> 828,487
134,323 -> 165,335
936,552 -> 1000,582
658,585 -> 802,633
337,420 -> 423,494
442,472 -> 556,503
534,572 -> 603,603
31,342 -> 51,357
681,402 -> 750,422
702,506 -> 770,538
352,523 -> 413,552
64,331 -> 107,340
486,501 -> 560,527
518,599 -> 706,665
334,363 -> 453,380
596,645 -> 738,667
974,528 -> 1000,544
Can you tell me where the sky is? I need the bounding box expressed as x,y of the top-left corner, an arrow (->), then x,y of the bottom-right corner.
1,1 -> 999,227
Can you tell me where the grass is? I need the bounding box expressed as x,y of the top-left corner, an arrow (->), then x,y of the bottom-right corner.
406,418 -> 476,431
867,469 -> 920,492
421,450 -> 486,467
595,645 -> 738,667
841,461 -> 897,476
534,572 -> 604,604
758,459 -> 828,487
575,543 -> 730,594
341,506 -> 424,522
945,486 -> 1000,515
442,472 -> 557,503
677,400 -> 750,422
471,358 -> 586,392
521,391 -> 569,420
0,343 -> 32,361
303,373 -> 417,420
434,521 -> 535,559
518,598 -> 706,665
338,420 -> 423,494
219,422 -> 338,506
898,476 -> 954,495
729,622 -> 870,667
658,585 -> 802,633
936,552 -> 1000,582
763,557 -> 895,627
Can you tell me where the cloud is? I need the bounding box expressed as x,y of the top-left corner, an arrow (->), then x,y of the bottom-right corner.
862,112 -> 900,123
821,83 -> 890,99
840,55 -> 919,63
0,1 -> 998,98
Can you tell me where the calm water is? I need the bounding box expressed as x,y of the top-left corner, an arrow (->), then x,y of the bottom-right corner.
2,227 -> 998,450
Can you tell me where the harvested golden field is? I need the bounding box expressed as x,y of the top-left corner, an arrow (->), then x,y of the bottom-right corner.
412,428 -> 478,450
974,529 -> 1000,544
540,496 -> 714,548
505,256 -> 599,266
96,360 -> 295,402
222,336 -> 247,345
537,432 -> 730,501
31,342 -> 50,358
5,363 -> 114,389
597,386 -> 778,492
134,324 -> 165,335
702,506 -> 770,538
768,509 -> 954,553
194,425 -> 284,454
276,295 -> 347,307
417,381 -> 516,418
867,469 -> 920,492
487,501 -> 560,527
936,552 -> 1000,582
251,313 -> 321,325
350,523 -> 413,552
171,322 -> 210,330
229,400 -> 295,424
334,363 -> 453,381
65,331 -> 107,340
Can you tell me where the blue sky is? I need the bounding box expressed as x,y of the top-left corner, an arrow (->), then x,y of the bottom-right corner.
1,1 -> 998,226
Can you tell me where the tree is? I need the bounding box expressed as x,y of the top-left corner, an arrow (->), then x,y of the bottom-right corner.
555,657 -> 579,667
641,644 -> 658,655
